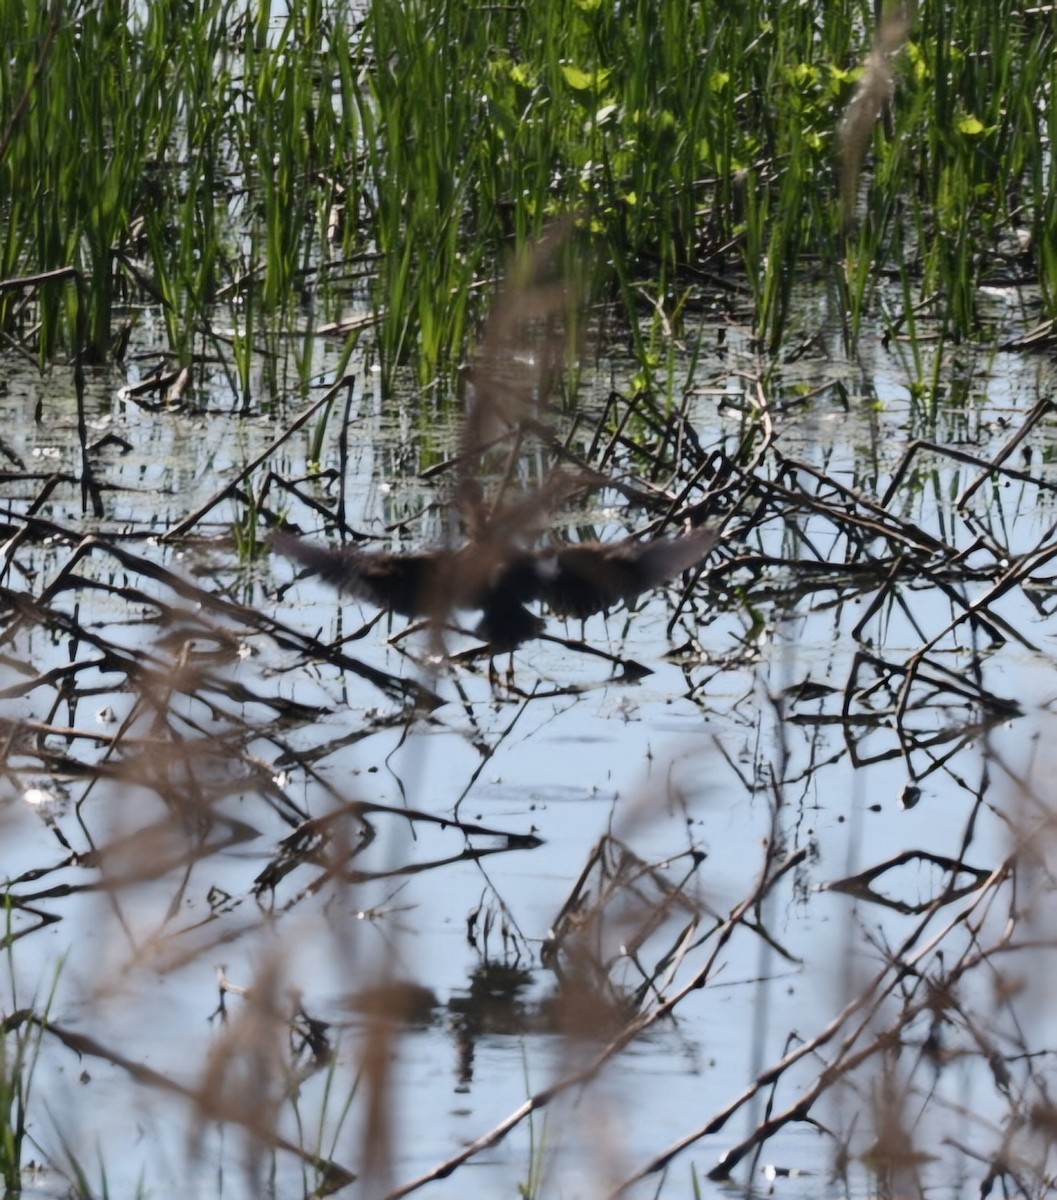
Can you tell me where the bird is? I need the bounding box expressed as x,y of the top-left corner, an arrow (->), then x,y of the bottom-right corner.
273,523 -> 717,651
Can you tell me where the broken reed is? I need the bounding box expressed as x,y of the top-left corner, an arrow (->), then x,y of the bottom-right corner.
0,0 -> 1054,390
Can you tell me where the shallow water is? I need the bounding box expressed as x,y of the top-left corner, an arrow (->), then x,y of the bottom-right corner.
4,300 -> 1057,1200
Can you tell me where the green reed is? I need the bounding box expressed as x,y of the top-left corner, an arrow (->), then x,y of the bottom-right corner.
0,925 -> 59,1197
1,0 -> 1055,398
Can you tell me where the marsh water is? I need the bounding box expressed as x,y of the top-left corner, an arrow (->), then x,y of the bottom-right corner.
5,280 -> 1057,1200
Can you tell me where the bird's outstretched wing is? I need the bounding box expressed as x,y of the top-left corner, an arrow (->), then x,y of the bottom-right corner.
536,526 -> 717,620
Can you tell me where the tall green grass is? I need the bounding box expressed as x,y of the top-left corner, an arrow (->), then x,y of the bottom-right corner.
0,0 -> 1054,393
0,925 -> 59,1196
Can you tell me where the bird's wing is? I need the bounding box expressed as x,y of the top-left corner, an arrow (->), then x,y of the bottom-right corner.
631,526 -> 718,590
535,545 -> 627,619
537,527 -> 718,619
272,530 -> 400,610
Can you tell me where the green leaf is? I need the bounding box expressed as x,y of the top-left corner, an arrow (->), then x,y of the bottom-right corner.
561,63 -> 611,92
